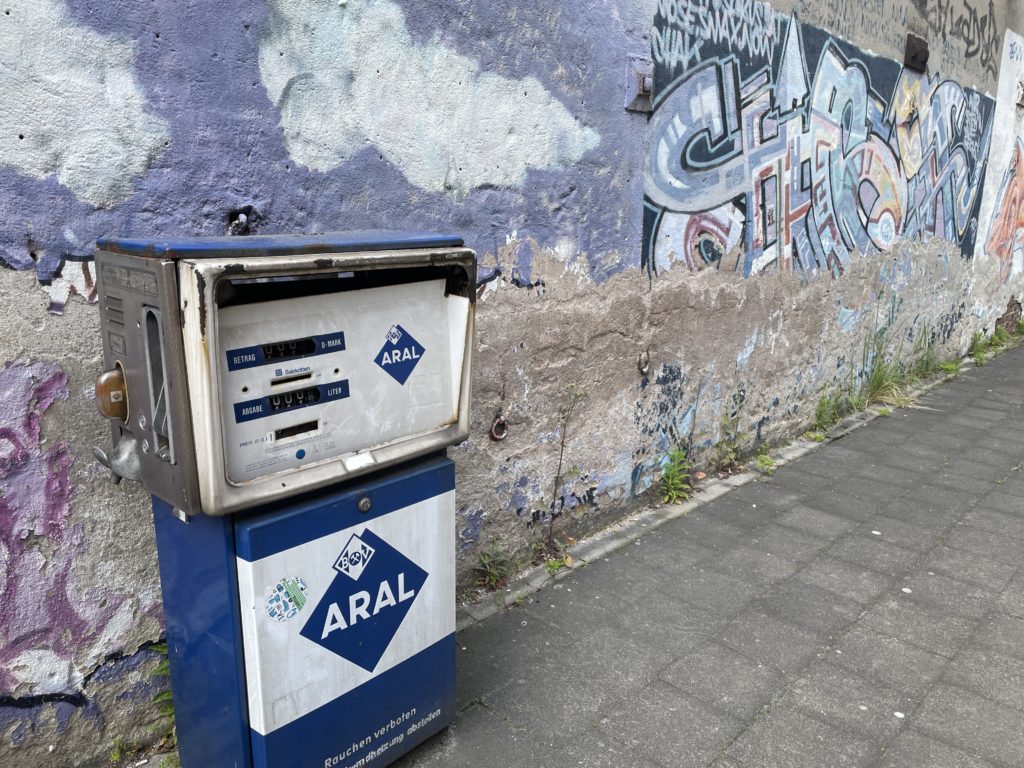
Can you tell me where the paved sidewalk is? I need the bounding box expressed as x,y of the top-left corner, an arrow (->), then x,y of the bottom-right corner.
397,346 -> 1024,768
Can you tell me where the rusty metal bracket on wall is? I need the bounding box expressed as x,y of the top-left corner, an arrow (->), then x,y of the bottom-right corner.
625,57 -> 653,114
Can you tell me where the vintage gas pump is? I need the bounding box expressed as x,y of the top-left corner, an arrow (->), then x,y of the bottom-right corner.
92,232 -> 475,768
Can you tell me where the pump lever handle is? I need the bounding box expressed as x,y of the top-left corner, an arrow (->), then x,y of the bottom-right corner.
93,447 -> 123,485
93,434 -> 143,485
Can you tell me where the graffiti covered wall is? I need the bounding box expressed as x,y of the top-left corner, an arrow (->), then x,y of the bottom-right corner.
976,29 -> 1024,286
644,4 -> 994,279
1,1 -> 1023,765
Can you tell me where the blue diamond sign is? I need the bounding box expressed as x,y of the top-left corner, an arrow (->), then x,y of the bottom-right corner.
374,324 -> 425,385
300,529 -> 428,672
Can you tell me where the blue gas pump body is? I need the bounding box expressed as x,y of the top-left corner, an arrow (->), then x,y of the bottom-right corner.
153,455 -> 457,768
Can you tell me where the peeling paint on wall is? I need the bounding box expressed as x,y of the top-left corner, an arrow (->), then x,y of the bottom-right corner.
0,1 -> 168,207
0,360 -> 126,697
258,0 -> 600,197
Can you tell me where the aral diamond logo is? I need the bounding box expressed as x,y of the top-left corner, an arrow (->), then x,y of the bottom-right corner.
374,324 -> 425,385
301,529 -> 427,672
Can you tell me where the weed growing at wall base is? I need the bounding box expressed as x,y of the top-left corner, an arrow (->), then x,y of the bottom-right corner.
150,642 -> 177,756
815,327 -> 949,430
755,452 -> 776,475
968,324 -> 1024,368
970,332 -> 989,366
474,541 -> 514,591
661,447 -> 692,504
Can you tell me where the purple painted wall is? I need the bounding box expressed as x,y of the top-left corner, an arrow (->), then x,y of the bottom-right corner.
2,0 -> 647,300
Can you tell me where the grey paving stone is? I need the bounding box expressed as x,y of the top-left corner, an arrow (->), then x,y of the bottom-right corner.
756,578 -> 863,634
856,515 -> 942,552
523,576 -> 630,632
708,497 -> 781,530
830,625 -> 947,697
782,662 -> 915,740
602,588 -> 722,660
725,704 -> 878,768
794,557 -> 891,604
980,436 -> 1024,457
655,565 -> 762,617
456,606 -> 567,709
625,529 -> 721,573
860,597 -> 977,658
897,483 -> 979,516
660,641 -> 783,719
970,448 -> 1023,470
931,470 -> 1002,494
961,507 -> 1024,540
598,681 -> 744,768
942,459 -> 1008,482
915,683 -> 1024,767
717,608 -> 826,674
899,439 -> 954,462
878,498 -> 960,529
728,481 -> 805,511
568,625 -> 674,684
899,572 -> 1000,620
827,535 -> 920,576
777,506 -> 858,540
762,470 -> 832,496
875,729 -> 997,768
558,731 -> 664,768
390,703 -> 542,768
874,449 -> 948,475
974,614 -> 1024,661
745,524 -> 831,564
946,524 -> 1024,565
792,458 -> 840,482
924,545 -> 1019,591
981,490 -> 1024,516
943,647 -> 1024,712
849,463 -> 926,489
801,486 -> 882,522
704,545 -> 799,585
998,573 -> 1024,619
483,650 -> 644,739
663,513 -> 748,553
579,541 -> 710,597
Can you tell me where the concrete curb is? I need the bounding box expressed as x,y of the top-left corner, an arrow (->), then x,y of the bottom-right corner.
456,356 -> 977,632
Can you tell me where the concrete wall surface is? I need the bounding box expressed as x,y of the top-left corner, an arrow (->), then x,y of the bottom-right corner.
1,0 -> 1022,764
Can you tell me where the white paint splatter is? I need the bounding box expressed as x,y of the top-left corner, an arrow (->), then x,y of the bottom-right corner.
11,649 -> 83,696
258,0 -> 599,196
0,1 -> 168,206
